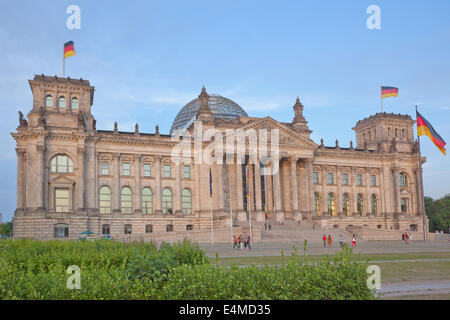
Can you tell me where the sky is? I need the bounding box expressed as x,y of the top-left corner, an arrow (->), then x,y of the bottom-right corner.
0,0 -> 449,222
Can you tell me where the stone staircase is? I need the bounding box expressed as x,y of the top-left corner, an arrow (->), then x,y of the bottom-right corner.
260,219 -> 354,243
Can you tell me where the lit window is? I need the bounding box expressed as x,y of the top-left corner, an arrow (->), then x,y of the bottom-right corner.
162,188 -> 172,214
343,173 -> 348,185
55,188 -> 69,212
143,163 -> 151,177
314,192 -> 320,215
46,95 -> 53,107
142,188 -> 153,214
51,155 -> 73,173
184,165 -> 191,179
357,194 -> 364,215
99,186 -> 111,214
371,194 -> 377,214
101,161 -> 109,175
327,193 -> 335,216
357,174 -> 363,186
71,97 -> 78,109
328,173 -> 334,185
371,175 -> 376,186
59,96 -> 66,109
121,187 -> 132,214
163,164 -> 171,178
313,172 -> 318,184
122,162 -> 131,176
343,193 -> 350,215
182,189 -> 192,215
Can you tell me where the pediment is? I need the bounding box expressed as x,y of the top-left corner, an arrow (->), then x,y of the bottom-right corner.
236,117 -> 317,148
49,175 -> 76,185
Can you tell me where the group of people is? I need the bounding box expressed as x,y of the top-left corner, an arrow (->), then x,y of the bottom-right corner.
402,232 -> 413,243
233,234 -> 251,250
322,234 -> 357,248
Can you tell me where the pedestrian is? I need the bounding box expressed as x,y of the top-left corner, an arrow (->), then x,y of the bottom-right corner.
247,234 -> 251,250
405,233 -> 409,243
322,234 -> 326,247
352,235 -> 357,248
238,234 -> 243,249
402,232 -> 405,242
268,224 -> 272,230
339,234 -> 343,248
409,233 -> 412,241
233,235 -> 238,249
328,235 -> 332,247
264,222 -> 267,230
243,234 -> 248,249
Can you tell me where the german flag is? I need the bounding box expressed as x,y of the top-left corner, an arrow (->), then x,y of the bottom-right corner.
417,110 -> 446,155
381,86 -> 399,99
64,41 -> 76,59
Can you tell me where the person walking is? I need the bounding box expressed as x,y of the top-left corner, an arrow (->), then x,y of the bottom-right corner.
328,235 -> 332,247
238,234 -> 243,250
352,235 -> 357,248
247,234 -> 251,250
339,234 -> 343,248
402,232 -> 405,242
233,235 -> 238,249
322,234 -> 327,247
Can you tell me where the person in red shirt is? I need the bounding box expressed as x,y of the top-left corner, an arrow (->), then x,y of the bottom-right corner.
322,234 -> 327,247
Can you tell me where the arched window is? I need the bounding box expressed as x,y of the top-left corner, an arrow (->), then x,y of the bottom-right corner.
99,186 -> 111,214
181,189 -> 192,215
388,127 -> 391,138
371,194 -> 377,215
401,128 -> 405,139
395,128 -> 398,138
45,95 -> 53,107
399,173 -> 407,187
327,193 -> 335,216
71,97 -> 79,110
50,154 -> 73,173
162,188 -> 173,214
314,192 -> 320,216
54,223 -> 69,238
59,96 -> 66,109
142,187 -> 153,214
343,193 -> 350,215
357,194 -> 364,215
121,187 -> 132,214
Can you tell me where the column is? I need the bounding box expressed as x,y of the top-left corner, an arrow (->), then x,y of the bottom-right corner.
321,166 -> 328,216
254,160 -> 264,222
351,167 -> 356,216
154,156 -> 162,214
415,168 -> 422,217
290,157 -> 300,220
393,167 -> 401,214
16,148 -> 25,210
174,161 -> 182,214
365,169 -> 371,216
36,144 -> 45,210
77,146 -> 85,211
273,159 -> 284,222
217,162 -> 224,214
85,142 -> 96,213
236,161 -> 245,221
305,159 -> 314,218
266,162 -> 273,217
336,166 -> 342,216
112,153 -> 120,213
134,155 -> 142,213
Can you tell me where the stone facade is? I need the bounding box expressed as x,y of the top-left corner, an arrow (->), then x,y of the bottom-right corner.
11,75 -> 427,241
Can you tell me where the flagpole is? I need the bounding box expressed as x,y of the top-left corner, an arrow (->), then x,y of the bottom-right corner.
380,86 -> 383,112
229,164 -> 233,247
63,43 -> 65,78
416,105 -> 428,241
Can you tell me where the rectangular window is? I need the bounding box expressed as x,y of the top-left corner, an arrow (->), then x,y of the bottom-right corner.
313,172 -> 318,184
328,173 -> 334,185
55,188 -> 69,212
143,163 -> 151,177
343,173 -> 348,185
101,161 -> 109,175
357,174 -> 363,186
122,162 -> 131,176
163,164 -> 171,178
371,175 -> 376,186
401,198 -> 407,212
184,165 -> 191,179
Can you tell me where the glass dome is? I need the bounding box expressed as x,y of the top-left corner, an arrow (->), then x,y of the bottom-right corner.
170,94 -> 248,134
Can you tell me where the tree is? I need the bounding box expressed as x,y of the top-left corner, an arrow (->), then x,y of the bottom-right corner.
0,222 -> 13,237
425,194 -> 450,233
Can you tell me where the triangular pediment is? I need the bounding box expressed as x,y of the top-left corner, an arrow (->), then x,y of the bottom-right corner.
49,175 -> 76,185
237,116 -> 317,148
